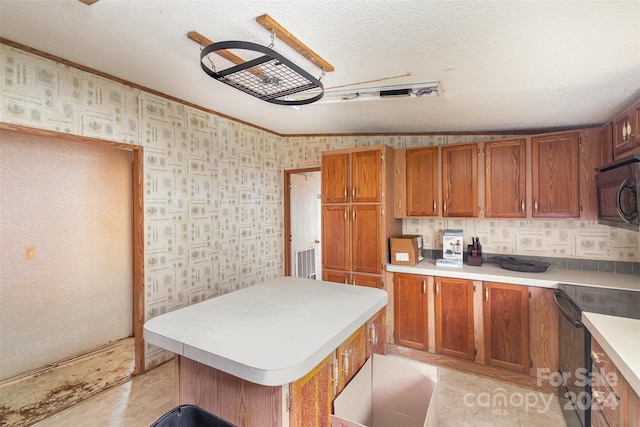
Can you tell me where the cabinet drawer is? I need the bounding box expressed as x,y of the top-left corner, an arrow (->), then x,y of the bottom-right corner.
591,338 -> 621,397
591,364 -> 620,427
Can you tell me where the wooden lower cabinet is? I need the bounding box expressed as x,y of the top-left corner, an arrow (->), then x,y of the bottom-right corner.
392,274 -> 559,386
336,326 -> 367,395
434,277 -> 475,360
322,270 -> 350,285
366,308 -> 386,356
483,282 -> 530,372
394,273 -> 429,350
624,378 -> 640,426
289,353 -> 335,427
322,271 -> 382,288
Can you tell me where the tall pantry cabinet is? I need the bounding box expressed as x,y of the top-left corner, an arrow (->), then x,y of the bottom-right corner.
321,145 -> 401,288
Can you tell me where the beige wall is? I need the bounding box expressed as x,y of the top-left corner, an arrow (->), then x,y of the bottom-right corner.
0,132 -> 133,379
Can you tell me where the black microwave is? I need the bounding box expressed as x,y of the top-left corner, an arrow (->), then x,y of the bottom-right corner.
596,153 -> 640,231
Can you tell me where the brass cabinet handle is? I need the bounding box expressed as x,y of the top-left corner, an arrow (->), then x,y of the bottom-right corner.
443,202 -> 447,213
485,288 -> 489,301
534,200 -> 538,212
592,390 -> 605,405
591,350 -> 601,364
433,201 -> 437,212
435,282 -> 438,295
368,324 -> 377,346
423,280 -> 427,294
352,187 -> 355,199
521,200 -> 525,212
344,187 -> 347,198
342,350 -> 351,376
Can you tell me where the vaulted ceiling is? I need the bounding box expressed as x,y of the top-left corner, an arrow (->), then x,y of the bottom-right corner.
1,0 -> 639,135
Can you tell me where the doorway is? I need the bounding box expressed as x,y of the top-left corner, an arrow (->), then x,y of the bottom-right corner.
284,168 -> 322,279
0,125 -> 144,373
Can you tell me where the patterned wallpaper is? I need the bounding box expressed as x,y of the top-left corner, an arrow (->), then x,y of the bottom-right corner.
1,44 -> 284,368
1,44 -> 637,369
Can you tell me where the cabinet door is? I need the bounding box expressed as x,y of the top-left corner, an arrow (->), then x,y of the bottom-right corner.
322,205 -> 350,271
624,378 -> 640,427
322,154 -> 349,203
442,144 -> 478,217
435,277 -> 475,360
366,308 -> 386,357
406,147 -> 439,216
531,132 -> 580,218
483,282 -> 529,372
322,270 -> 350,285
353,273 -> 382,288
394,273 -> 428,350
613,99 -> 640,156
351,205 -> 381,274
336,326 -> 367,395
600,122 -> 613,166
351,150 -> 381,202
289,353 -> 335,427
485,139 -> 526,218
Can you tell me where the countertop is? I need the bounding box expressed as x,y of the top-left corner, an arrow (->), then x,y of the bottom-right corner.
143,276 -> 387,386
387,259 -> 640,291
583,312 -> 640,397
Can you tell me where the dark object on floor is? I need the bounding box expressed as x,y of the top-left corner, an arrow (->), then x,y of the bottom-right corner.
489,256 -> 550,273
151,405 -> 236,427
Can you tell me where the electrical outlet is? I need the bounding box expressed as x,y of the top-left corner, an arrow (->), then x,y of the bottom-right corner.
25,246 -> 36,260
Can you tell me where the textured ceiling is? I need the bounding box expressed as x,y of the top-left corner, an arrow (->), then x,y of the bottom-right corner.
1,0 -> 639,135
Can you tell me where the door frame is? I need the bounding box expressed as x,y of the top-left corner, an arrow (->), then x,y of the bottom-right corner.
283,167 -> 321,277
0,123 -> 146,375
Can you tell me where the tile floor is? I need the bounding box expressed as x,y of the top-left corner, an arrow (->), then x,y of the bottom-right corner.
28,358 -> 567,426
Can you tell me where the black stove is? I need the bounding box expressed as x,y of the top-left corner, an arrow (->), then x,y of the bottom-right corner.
554,284 -> 640,427
558,284 -> 640,319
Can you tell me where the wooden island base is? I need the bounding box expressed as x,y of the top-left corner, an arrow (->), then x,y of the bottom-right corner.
176,355 -> 284,427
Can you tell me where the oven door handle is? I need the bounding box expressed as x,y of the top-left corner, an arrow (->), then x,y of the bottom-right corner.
553,290 -> 583,328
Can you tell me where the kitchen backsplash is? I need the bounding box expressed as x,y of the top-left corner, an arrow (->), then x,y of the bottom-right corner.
1,43 -> 638,370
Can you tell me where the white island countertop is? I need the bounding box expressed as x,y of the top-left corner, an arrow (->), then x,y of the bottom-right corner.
143,276 -> 387,386
387,259 -> 640,291
583,312 -> 640,397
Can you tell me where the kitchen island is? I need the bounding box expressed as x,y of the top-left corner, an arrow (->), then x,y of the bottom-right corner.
144,276 -> 388,426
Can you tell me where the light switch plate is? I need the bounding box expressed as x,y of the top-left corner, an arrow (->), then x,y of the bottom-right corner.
25,246 -> 36,260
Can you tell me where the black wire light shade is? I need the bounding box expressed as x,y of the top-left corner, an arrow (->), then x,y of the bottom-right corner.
200,40 -> 324,105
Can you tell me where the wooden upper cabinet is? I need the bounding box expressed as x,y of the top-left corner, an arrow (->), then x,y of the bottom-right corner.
612,98 -> 640,157
321,205 -> 350,271
441,144 -> 478,217
484,139 -> 526,218
322,153 -> 349,203
531,132 -> 580,218
600,122 -> 614,166
351,204 -> 381,274
406,147 -> 439,216
434,277 -> 475,360
483,282 -> 529,373
394,273 -> 429,351
351,150 -> 382,202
